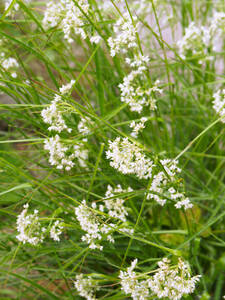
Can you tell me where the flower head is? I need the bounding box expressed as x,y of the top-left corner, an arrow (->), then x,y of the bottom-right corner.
74,274 -> 97,300
106,137 -> 154,179
16,204 -> 46,246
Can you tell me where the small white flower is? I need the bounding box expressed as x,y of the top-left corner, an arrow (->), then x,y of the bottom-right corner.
177,13 -> 225,59
106,137 -> 154,179
59,79 -> 75,94
148,258 -> 201,300
108,14 -> 138,57
74,141 -> 89,168
120,259 -> 149,300
16,204 -> 45,246
42,1 -> 64,29
119,61 -> 162,113
90,35 -> 102,44
130,117 -> 148,138
120,257 -> 201,300
210,11 -> 225,35
2,57 -> 19,70
147,159 -> 193,209
78,117 -> 94,135
41,95 -> 72,133
0,53 -> 19,78
75,184 -> 133,250
74,274 -> 98,300
177,22 -> 206,59
50,220 -> 64,241
11,72 -> 17,78
44,135 -> 88,171
42,0 -> 89,43
75,200 -> 104,250
103,184 -> 133,222
174,197 -> 193,210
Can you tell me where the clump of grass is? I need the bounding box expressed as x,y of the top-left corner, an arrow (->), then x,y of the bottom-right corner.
0,0 -> 225,299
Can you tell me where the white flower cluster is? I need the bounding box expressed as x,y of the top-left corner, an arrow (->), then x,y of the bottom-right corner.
178,11 -> 225,59
90,35 -> 102,44
74,142 -> 89,168
103,184 -> 133,222
130,117 -> 148,138
50,220 -> 64,242
106,9 -> 163,113
0,52 -> 19,78
107,13 -> 163,113
148,258 -> 201,300
44,135 -> 88,170
43,0 -> 89,43
119,56 -> 162,113
120,258 -> 201,300
75,200 -> 112,250
75,185 -> 133,250
41,80 -> 74,132
42,1 -> 63,28
108,14 -> 138,57
120,259 -> 149,300
106,137 -> 154,179
41,95 -> 72,133
16,204 -> 46,246
147,159 -> 193,209
42,80 -> 89,170
78,117 -> 94,135
74,274 -> 97,300
59,79 -> 75,94
212,89 -> 225,123
16,204 -> 64,245
106,139 -> 193,209
177,22 -> 209,59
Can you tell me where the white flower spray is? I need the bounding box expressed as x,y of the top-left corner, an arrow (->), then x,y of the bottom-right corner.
106,137 -> 154,179
130,117 -> 148,138
43,0 -> 101,44
106,140 -> 193,209
75,185 -> 133,250
44,135 -> 88,171
119,56 -> 162,113
103,184 -> 133,222
41,80 -> 89,171
16,204 -> 64,245
147,159 -> 193,209
108,13 -> 138,57
41,95 -> 72,133
74,274 -> 98,300
50,220 -> 64,242
178,11 -> 225,59
120,258 -> 201,300
16,204 -> 46,246
119,259 -> 149,300
43,0 -> 89,43
148,258 -> 201,300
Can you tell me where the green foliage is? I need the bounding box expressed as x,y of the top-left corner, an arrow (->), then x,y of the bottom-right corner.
0,0 -> 224,299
